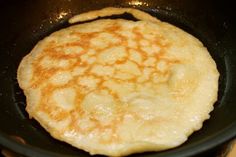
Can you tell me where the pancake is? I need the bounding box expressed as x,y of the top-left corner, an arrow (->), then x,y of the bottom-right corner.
17,7 -> 219,156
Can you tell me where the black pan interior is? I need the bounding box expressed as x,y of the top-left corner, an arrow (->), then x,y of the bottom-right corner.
0,0 -> 236,157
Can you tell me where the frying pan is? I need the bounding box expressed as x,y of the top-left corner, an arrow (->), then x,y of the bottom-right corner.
0,0 -> 235,157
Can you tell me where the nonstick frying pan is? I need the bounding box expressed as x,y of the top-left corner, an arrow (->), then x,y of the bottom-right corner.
0,0 -> 235,157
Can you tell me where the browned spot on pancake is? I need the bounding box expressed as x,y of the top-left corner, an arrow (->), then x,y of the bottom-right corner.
29,20 -> 181,141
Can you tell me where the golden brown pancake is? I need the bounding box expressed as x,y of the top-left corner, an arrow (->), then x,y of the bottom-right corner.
17,7 -> 219,156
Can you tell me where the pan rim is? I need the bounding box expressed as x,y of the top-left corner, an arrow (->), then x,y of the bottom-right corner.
0,122 -> 236,157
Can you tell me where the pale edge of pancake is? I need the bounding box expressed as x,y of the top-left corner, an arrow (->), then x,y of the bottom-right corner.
68,7 -> 160,24
17,8 -> 219,157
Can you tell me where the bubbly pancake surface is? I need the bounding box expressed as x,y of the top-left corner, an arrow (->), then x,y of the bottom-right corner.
17,8 -> 219,156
